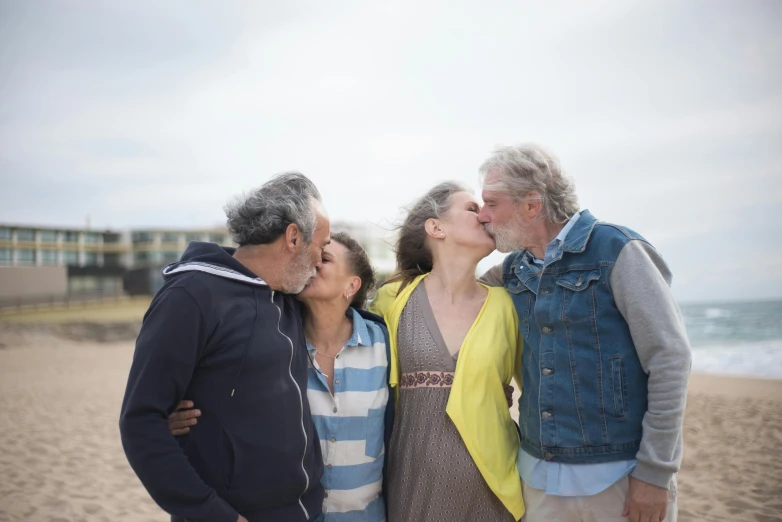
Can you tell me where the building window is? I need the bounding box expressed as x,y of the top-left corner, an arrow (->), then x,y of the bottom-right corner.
132,232 -> 154,244
40,250 -> 58,265
185,233 -> 203,242
209,234 -> 225,244
39,230 -> 58,242
84,252 -> 100,265
161,251 -> 181,264
16,229 -> 35,242
63,231 -> 79,243
134,251 -> 150,263
0,228 -> 11,241
103,253 -> 120,266
84,233 -> 101,244
69,277 -> 98,294
63,251 -> 80,266
0,248 -> 11,264
17,249 -> 35,264
161,233 -> 180,243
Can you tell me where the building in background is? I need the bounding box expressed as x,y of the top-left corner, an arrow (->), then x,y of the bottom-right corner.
0,224 -> 124,269
0,222 -> 395,299
127,228 -> 232,268
0,223 -> 232,298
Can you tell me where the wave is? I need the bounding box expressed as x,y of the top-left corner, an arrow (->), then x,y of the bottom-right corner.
702,307 -> 733,319
690,339 -> 782,379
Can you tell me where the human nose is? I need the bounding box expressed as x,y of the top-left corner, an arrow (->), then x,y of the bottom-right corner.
477,206 -> 490,224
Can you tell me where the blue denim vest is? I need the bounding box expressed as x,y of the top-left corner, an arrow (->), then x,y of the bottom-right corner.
503,210 -> 649,464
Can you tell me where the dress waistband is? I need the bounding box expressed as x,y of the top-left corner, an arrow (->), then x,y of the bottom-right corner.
400,371 -> 455,389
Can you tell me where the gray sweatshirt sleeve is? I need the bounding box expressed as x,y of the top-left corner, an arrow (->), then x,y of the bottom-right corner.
610,240 -> 691,490
479,262 -> 505,287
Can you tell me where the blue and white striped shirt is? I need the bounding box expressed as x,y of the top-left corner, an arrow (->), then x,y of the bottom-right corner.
307,307 -> 389,522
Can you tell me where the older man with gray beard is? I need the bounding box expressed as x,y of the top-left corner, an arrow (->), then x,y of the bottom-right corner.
120,172 -> 331,522
478,144 -> 691,522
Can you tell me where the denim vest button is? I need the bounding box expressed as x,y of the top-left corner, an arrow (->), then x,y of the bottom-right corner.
544,452 -> 554,460
541,289 -> 550,295
542,411 -> 553,419
542,326 -> 552,333
542,368 -> 553,375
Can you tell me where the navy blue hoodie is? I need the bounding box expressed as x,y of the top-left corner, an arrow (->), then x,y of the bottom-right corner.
119,242 -> 324,522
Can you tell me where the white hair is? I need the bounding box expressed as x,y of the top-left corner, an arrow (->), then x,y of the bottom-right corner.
225,172 -> 322,246
479,143 -> 579,224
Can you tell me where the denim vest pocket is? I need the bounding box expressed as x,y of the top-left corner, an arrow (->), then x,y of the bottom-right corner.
555,269 -> 601,323
365,408 -> 385,458
610,356 -> 627,418
555,269 -> 601,292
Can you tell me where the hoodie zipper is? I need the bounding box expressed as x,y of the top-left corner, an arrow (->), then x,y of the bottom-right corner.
270,290 -> 311,521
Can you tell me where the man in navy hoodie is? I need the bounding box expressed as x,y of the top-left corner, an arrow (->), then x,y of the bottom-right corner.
120,172 -> 331,522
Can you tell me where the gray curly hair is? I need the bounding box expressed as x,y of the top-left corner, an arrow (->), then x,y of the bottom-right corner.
479,143 -> 579,224
224,172 -> 322,246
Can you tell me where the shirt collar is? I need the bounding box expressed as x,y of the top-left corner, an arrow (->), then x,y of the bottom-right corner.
346,307 -> 372,347
554,211 -> 581,244
530,211 -> 582,265
307,307 -> 371,352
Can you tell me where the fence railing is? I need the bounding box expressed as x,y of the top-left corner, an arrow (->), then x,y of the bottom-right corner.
0,291 -> 131,314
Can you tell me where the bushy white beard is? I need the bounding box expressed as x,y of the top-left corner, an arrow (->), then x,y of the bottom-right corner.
484,212 -> 527,253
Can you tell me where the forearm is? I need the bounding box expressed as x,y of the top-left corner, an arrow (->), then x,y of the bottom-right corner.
611,241 -> 692,488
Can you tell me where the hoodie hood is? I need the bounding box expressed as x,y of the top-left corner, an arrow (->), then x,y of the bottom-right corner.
161,241 -> 267,287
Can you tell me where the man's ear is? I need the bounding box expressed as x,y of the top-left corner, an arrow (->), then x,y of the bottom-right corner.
526,191 -> 544,219
284,223 -> 300,252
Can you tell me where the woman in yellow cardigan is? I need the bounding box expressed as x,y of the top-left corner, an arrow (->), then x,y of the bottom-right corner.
370,181 -> 525,522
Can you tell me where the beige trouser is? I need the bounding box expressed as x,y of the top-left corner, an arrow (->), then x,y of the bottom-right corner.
520,475 -> 677,522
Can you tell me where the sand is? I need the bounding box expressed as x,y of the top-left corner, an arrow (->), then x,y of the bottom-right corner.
0,338 -> 781,522
678,374 -> 782,521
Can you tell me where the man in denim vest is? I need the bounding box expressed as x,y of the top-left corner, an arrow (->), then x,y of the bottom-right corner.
479,144 -> 691,522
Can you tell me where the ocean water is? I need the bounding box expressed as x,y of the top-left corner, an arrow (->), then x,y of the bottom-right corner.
681,299 -> 782,379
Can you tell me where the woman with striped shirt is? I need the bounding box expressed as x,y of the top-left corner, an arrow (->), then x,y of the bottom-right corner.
169,232 -> 393,522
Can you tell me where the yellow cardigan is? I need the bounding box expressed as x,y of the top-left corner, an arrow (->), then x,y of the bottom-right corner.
370,275 -> 525,520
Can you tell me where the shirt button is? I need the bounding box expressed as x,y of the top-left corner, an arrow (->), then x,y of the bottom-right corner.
333,407 -> 338,413
544,452 -> 554,461
324,492 -> 329,498
542,368 -> 553,376
330,437 -> 336,443
335,354 -> 340,359
335,379 -> 340,385
327,464 -> 333,469
542,411 -> 553,419
541,327 -> 552,334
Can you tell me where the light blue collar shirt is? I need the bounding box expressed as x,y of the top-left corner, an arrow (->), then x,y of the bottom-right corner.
520,211 -> 637,496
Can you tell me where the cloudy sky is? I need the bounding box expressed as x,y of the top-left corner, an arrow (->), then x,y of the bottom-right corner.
1,1 -> 780,302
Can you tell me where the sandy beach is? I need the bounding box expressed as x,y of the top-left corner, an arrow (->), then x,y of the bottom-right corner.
0,335 -> 781,521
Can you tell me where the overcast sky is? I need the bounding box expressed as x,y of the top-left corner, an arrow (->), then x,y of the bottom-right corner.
1,1 -> 780,302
